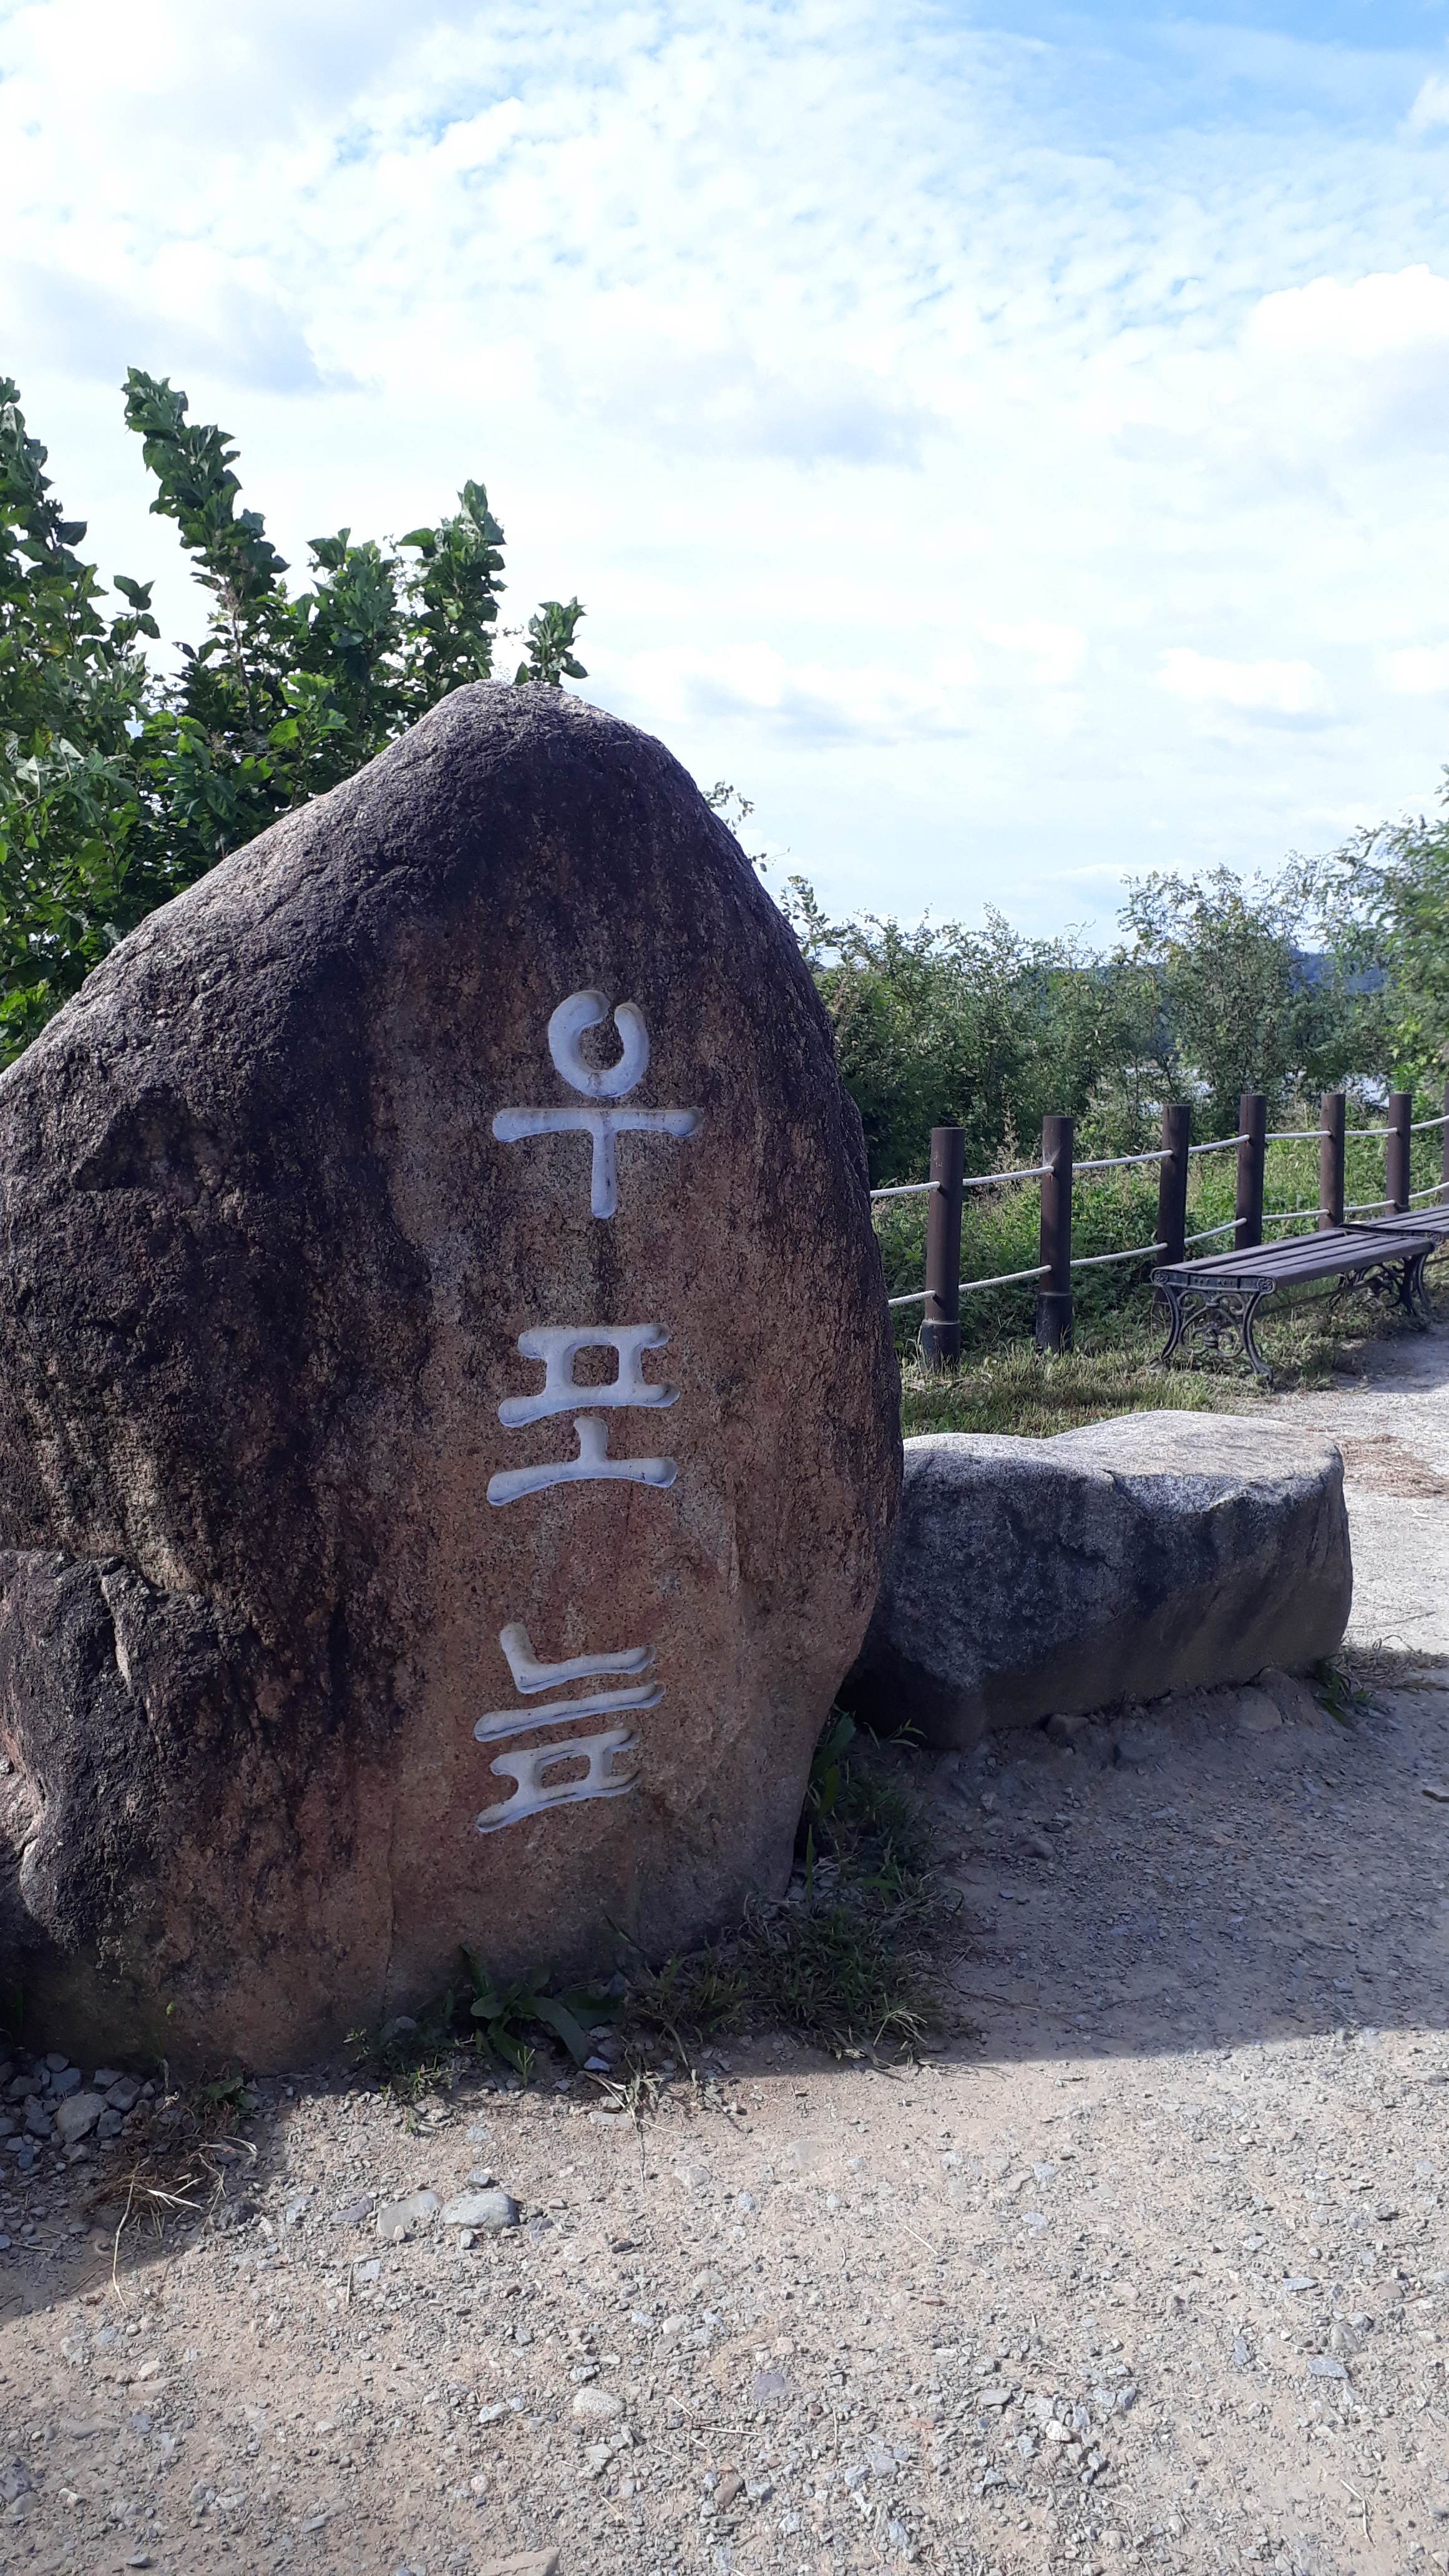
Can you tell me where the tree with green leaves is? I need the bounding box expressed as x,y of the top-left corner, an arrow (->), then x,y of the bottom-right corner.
1315,789 -> 1449,1097
774,860 -> 1384,1184
1119,865 -> 1370,1135
0,378 -> 158,1060
0,368 -> 588,1065
776,876 -> 1161,1185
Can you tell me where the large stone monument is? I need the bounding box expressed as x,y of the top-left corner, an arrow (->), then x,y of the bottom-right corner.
0,687 -> 900,2071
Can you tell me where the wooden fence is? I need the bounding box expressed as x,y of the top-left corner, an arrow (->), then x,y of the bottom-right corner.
872,1081 -> 1449,1367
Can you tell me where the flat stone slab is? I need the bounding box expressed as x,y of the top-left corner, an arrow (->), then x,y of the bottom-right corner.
850,1410 -> 1350,1746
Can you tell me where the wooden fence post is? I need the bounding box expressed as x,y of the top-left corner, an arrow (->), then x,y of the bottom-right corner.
1036,1114 -> 1074,1353
1319,1091 -> 1345,1231
920,1126 -> 965,1373
1156,1103 -> 1190,1266
1387,1090 -> 1412,1215
1235,1093 -> 1266,1252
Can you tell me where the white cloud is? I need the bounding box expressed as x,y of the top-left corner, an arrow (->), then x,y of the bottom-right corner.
602,643 -> 978,744
980,620 -> 1087,686
2,0 -> 1448,936
1387,645 -> 1449,695
1246,265 -> 1449,361
1158,651 -> 1330,718
1408,74 -> 1449,135
1232,264 -> 1449,462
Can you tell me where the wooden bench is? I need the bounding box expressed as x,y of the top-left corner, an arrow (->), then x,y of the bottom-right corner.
1152,1206 -> 1449,1377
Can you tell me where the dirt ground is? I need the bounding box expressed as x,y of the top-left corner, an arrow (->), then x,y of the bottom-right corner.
2,1329 -> 1448,2576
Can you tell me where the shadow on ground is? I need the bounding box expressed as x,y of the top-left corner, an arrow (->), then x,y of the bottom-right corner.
913,1666 -> 1449,2069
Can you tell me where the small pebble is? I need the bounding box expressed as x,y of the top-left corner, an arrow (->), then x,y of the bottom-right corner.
572,2386 -> 623,2423
441,2190 -> 519,2233
375,2192 -> 440,2241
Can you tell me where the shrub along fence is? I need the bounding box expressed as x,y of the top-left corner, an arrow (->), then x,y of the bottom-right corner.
874,1083 -> 1449,1368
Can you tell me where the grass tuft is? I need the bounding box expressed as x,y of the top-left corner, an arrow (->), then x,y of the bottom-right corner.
899,1288 -> 1432,1442
632,1717 -> 937,2064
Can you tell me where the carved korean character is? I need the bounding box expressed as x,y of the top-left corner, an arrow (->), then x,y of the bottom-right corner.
494,988 -> 700,1218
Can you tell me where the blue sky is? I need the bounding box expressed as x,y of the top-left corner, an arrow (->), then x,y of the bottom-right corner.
7,1 -> 1449,937
998,2 -> 1444,39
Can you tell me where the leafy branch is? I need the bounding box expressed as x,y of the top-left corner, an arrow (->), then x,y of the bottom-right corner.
0,369 -> 590,1063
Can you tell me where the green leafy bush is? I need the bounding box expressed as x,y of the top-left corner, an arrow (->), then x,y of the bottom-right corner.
0,369 -> 587,1063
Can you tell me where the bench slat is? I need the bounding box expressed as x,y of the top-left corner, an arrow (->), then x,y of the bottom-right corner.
1153,1211 -> 1449,1292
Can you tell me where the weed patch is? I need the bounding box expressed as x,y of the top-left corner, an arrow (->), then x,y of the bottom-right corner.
632,1720 -> 937,2064
354,1957 -> 624,2096
354,1720 -> 940,2094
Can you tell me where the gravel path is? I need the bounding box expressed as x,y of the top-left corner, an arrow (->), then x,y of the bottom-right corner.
1,1332 -> 1447,2576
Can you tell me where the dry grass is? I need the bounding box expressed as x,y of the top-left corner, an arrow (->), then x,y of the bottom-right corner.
75,2101 -> 258,2292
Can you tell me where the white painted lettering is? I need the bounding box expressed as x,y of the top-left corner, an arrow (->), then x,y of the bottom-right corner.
476,1726 -> 639,1833
492,1105 -> 700,1221
547,988 -> 649,1098
497,1324 -> 676,1428
485,1411 -> 676,1508
498,1622 -> 655,1692
474,1681 -> 660,1745
494,987 -> 700,1217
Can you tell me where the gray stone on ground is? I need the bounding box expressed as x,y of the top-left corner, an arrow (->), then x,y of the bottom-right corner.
1112,1722 -> 1161,1769
1232,1686 -> 1285,1736
1256,1665 -> 1324,1726
1045,1711 -> 1096,1750
851,1410 -> 1350,1746
441,2188 -> 518,2232
571,2385 -> 623,2422
375,2190 -> 440,2242
53,2092 -> 104,2144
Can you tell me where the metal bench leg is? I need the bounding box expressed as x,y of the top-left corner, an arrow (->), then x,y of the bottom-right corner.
1239,1289 -> 1273,1379
1157,1281 -> 1188,1365
1332,1256 -> 1433,1337
1405,1251 -> 1435,1328
1158,1283 -> 1272,1377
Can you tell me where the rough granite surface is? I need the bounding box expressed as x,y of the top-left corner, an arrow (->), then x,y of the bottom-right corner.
0,684 -> 900,2069
850,1408 -> 1350,1745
